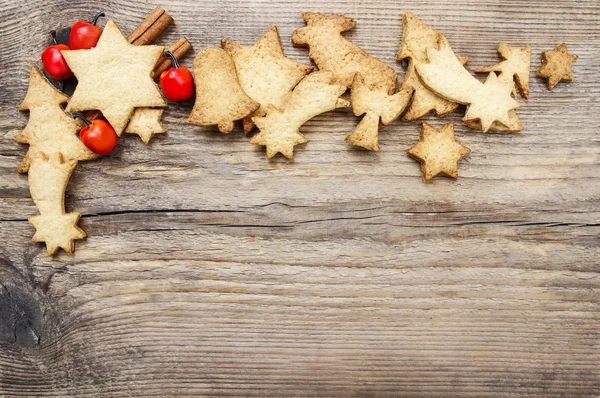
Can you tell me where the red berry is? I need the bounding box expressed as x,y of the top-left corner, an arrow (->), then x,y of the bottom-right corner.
70,20 -> 103,50
41,44 -> 72,80
160,66 -> 194,101
79,119 -> 118,155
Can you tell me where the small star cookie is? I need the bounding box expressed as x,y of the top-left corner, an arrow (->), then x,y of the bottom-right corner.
125,108 -> 165,144
408,122 -> 471,182
188,47 -> 259,133
62,19 -> 166,134
536,44 -> 577,90
28,152 -> 86,255
221,26 -> 313,134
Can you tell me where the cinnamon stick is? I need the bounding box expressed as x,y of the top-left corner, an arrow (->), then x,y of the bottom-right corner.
127,5 -> 173,46
152,37 -> 193,79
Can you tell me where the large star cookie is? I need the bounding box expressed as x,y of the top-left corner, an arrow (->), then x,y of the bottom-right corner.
28,152 -> 86,255
221,26 -> 313,134
408,122 -> 471,182
16,66 -> 97,173
536,44 -> 577,90
62,19 -> 166,134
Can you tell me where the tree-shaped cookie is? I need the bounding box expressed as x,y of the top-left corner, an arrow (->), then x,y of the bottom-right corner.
250,71 -> 349,159
475,43 -> 531,99
221,26 -> 313,134
408,122 -> 470,182
15,66 -> 97,173
125,108 -> 165,144
28,152 -> 86,255
187,47 -> 259,133
416,36 -> 521,132
62,20 -> 166,134
536,44 -> 577,90
396,12 -> 467,121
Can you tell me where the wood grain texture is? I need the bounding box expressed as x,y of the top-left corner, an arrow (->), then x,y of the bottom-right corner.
1,0 -> 599,396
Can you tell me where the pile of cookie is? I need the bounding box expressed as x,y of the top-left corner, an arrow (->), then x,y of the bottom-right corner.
17,7 -> 193,255
187,11 -> 577,183
16,8 -> 577,255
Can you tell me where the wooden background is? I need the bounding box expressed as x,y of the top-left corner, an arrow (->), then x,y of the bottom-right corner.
1,0 -> 599,396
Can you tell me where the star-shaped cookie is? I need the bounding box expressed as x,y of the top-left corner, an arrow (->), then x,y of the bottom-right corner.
536,43 -> 577,90
16,66 -> 97,173
475,43 -> 531,99
125,108 -> 165,144
62,19 -> 166,135
408,122 -> 471,182
221,26 -> 313,134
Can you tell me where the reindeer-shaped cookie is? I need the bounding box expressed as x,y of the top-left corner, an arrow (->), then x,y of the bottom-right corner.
292,12 -> 397,91
292,12 -> 411,151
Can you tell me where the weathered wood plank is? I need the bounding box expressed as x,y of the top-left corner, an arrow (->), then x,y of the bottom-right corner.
0,0 -> 599,396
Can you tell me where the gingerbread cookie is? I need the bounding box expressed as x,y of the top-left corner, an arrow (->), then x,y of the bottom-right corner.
28,152 -> 86,255
222,26 -> 313,134
475,43 -> 531,99
408,122 -> 470,182
16,66 -> 97,173
187,47 -> 259,133
125,108 -> 165,144
416,36 -> 521,132
62,19 -> 166,135
345,73 -> 413,151
250,71 -> 349,159
536,44 -> 577,90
